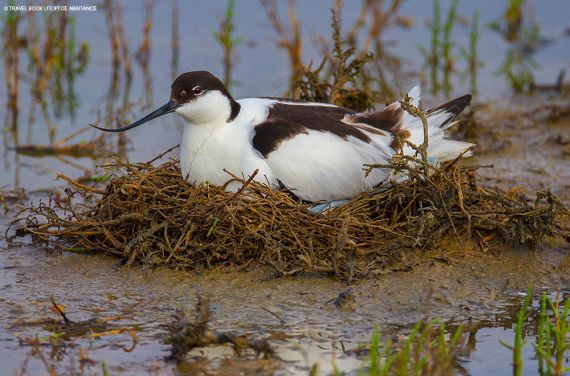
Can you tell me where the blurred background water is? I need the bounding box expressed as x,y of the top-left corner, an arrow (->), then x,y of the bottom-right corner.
1,0 -> 569,190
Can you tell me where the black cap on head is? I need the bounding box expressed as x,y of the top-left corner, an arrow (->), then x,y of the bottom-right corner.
171,71 -> 240,120
171,71 -> 226,103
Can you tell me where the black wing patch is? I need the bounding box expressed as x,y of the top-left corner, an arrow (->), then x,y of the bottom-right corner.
252,94 -> 472,158
344,93 -> 472,152
426,94 -> 472,126
343,102 -> 403,133
252,102 -> 373,157
346,94 -> 472,133
344,102 -> 407,152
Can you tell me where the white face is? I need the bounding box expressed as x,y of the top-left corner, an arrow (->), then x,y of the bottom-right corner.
174,90 -> 232,125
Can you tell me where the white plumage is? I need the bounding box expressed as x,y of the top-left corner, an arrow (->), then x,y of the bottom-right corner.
92,71 -> 474,206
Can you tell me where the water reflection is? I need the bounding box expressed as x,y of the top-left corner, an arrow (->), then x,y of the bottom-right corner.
489,0 -> 555,93
25,10 -> 88,142
1,3 -> 94,189
2,7 -> 88,142
135,0 -> 154,110
101,0 -> 133,153
3,4 -> 21,136
420,0 -> 482,98
454,291 -> 570,375
171,0 -> 180,81
459,10 -> 482,96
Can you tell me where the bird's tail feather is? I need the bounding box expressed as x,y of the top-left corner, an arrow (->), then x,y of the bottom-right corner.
399,88 -> 474,163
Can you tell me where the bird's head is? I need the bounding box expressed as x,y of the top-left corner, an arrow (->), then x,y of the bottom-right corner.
91,71 -> 240,133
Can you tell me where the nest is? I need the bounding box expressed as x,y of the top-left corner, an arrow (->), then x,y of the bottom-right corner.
16,151 -> 569,281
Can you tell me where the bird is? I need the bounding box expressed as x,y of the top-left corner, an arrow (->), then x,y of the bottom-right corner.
91,70 -> 473,209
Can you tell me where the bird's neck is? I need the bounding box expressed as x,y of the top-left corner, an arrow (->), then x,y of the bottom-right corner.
229,98 -> 241,121
179,115 -> 246,186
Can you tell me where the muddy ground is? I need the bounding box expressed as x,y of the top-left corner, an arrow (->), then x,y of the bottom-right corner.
1,95 -> 569,375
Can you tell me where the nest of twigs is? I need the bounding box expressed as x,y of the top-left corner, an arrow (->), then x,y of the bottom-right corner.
15,148 -> 569,281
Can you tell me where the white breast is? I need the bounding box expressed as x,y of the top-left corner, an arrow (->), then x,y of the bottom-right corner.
179,98 -> 277,191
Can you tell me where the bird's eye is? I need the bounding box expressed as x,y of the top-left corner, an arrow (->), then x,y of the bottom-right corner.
180,90 -> 187,98
192,86 -> 204,95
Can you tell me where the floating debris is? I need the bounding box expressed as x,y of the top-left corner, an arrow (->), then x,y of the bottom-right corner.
0,188 -> 27,204
166,294 -> 274,361
14,296 -> 138,343
328,288 -> 357,312
9,126 -> 107,157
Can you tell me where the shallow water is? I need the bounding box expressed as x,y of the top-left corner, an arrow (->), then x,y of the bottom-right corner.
2,0 -> 570,190
1,221 -> 569,375
1,0 -> 570,375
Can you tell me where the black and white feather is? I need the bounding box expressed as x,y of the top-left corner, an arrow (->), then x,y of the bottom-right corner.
92,71 -> 474,205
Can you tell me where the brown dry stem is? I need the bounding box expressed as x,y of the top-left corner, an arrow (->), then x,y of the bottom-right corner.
166,294 -> 274,361
399,93 -> 430,163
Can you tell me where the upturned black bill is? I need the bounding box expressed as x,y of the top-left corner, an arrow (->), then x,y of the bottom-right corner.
90,100 -> 180,132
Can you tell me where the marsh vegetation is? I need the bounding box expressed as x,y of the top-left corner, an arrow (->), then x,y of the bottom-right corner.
1,0 -> 570,374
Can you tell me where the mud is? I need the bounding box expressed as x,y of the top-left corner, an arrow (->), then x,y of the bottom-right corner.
0,84 -> 568,375
1,208 -> 569,375
468,96 -> 570,205
1,95 -> 570,374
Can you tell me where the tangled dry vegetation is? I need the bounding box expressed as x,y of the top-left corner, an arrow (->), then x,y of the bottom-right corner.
166,294 -> 274,361
15,141 -> 569,281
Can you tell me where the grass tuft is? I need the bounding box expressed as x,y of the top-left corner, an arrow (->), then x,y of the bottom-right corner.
357,322 -> 464,375
292,8 -> 376,111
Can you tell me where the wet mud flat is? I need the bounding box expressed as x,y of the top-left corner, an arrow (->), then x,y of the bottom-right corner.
470,95 -> 570,204
1,233 -> 568,375
1,97 -> 570,375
